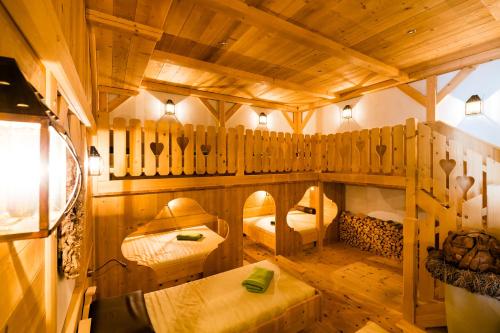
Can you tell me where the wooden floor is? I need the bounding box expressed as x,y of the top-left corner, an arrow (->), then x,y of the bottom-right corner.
243,238 -> 404,333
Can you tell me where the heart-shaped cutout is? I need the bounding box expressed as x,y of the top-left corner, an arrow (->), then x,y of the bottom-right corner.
456,176 -> 475,197
176,136 -> 189,152
376,144 -> 387,158
439,158 -> 456,177
356,139 -> 365,152
150,142 -> 164,156
200,144 -> 211,156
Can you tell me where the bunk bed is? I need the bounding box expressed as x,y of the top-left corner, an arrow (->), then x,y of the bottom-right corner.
243,188 -> 338,250
121,199 -> 227,284
79,258 -> 321,333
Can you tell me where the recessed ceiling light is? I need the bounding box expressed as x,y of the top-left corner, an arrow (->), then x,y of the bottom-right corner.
407,29 -> 417,35
0,81 -> 10,86
16,103 -> 29,108
218,41 -> 228,47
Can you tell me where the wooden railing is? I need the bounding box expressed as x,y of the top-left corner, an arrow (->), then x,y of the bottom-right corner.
410,121 -> 500,327
98,117 -> 410,179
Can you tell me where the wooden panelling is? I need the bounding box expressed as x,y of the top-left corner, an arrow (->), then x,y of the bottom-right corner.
93,180 -> 317,298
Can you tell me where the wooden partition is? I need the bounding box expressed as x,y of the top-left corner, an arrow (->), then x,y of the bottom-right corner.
92,114 -> 500,330
405,121 -> 500,328
92,179 -> 332,298
96,116 -> 409,181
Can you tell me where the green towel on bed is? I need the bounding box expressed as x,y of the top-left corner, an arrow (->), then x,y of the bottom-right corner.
242,267 -> 274,293
176,232 -> 203,241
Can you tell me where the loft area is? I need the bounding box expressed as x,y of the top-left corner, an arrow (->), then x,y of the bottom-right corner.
1,1 -> 500,333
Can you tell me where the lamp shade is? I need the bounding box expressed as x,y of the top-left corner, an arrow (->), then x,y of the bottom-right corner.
342,105 -> 352,119
465,95 -> 482,115
259,112 -> 267,126
0,57 -> 82,240
165,99 -> 175,115
88,146 -> 101,176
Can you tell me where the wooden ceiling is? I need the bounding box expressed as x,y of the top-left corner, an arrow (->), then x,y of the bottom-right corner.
86,0 -> 500,111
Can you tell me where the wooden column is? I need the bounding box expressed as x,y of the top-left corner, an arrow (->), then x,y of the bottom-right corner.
293,112 -> 302,134
403,118 -> 418,323
315,181 -> 324,251
426,76 -> 437,121
96,92 -> 110,181
45,232 -> 57,332
218,100 -> 225,127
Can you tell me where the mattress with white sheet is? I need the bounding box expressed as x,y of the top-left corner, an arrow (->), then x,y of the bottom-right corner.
243,210 -> 332,235
121,225 -> 224,276
144,260 -> 316,333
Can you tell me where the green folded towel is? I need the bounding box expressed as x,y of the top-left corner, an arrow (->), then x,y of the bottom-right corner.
242,267 -> 274,293
176,232 -> 203,241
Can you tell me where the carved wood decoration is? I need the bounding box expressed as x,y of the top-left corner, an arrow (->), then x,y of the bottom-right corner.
375,144 -> 387,159
456,175 -> 475,199
176,135 -> 189,153
58,157 -> 84,279
150,142 -> 164,156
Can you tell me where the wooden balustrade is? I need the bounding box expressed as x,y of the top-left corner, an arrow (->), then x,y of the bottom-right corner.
99,117 -> 410,178
413,121 -> 500,323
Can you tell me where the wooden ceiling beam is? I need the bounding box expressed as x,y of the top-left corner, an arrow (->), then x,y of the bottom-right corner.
409,47 -> 500,80
397,84 -> 426,107
151,50 -> 337,100
301,109 -> 317,131
437,66 -> 476,103
281,111 -> 295,130
107,95 -> 131,113
481,0 -> 500,20
86,9 -> 164,41
225,103 -> 242,121
199,97 -> 220,121
298,45 -> 500,112
98,85 -> 139,96
142,79 -> 298,112
197,0 -> 407,81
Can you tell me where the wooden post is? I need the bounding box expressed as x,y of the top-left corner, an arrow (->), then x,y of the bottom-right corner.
45,232 -> 57,333
403,118 -> 418,323
293,112 -> 302,134
426,76 -> 437,121
218,100 -> 225,127
316,181 -> 324,251
96,92 -> 110,182
236,125 -> 245,176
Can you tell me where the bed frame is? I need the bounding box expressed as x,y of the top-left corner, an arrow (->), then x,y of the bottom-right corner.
78,256 -> 322,333
123,199 -> 230,287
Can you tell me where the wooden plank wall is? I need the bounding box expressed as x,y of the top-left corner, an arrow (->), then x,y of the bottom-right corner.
0,3 -> 92,333
92,180 -> 327,298
102,117 -> 408,179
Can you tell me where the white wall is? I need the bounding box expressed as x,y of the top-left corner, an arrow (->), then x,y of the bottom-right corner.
111,90 -> 293,132
437,60 -> 500,146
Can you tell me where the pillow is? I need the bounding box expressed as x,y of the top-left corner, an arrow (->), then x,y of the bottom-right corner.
295,205 -> 316,215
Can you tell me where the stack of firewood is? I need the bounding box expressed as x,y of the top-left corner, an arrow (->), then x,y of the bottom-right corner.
339,211 -> 403,260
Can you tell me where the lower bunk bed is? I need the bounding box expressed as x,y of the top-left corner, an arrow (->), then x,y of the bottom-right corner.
121,224 -> 225,284
80,258 -> 322,333
243,210 -> 334,251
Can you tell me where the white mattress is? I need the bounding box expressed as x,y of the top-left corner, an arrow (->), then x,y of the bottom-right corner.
121,225 -> 224,275
144,260 -> 316,333
243,211 -> 331,235
243,215 -> 277,233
